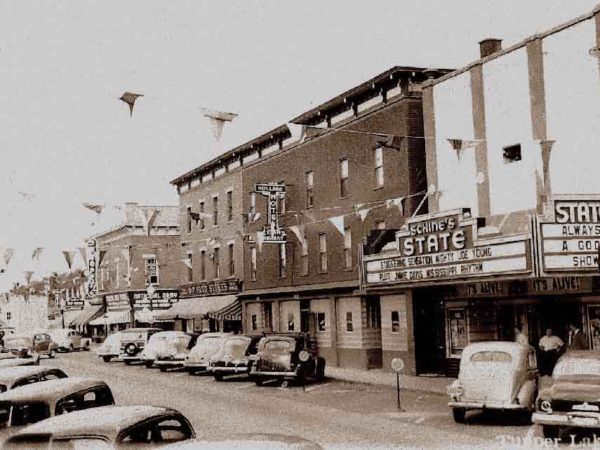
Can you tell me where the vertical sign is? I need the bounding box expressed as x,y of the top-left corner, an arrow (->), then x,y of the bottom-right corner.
86,239 -> 97,297
255,184 -> 286,243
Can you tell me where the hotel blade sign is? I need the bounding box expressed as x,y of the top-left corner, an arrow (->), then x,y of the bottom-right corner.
363,208 -> 532,285
255,183 -> 286,244
539,196 -> 600,273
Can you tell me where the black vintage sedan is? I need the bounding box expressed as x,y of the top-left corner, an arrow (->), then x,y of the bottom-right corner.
250,332 -> 326,387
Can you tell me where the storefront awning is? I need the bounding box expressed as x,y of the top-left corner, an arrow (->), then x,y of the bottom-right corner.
154,295 -> 237,321
89,310 -> 131,326
70,305 -> 104,327
208,299 -> 242,321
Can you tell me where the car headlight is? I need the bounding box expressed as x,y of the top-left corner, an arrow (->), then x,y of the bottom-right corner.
540,400 -> 552,413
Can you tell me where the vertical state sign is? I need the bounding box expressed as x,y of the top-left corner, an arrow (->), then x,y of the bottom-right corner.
86,239 -> 97,296
255,184 -> 286,243
539,196 -> 600,272
364,208 -> 531,285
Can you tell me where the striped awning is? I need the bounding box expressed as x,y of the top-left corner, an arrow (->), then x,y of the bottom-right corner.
208,299 -> 241,321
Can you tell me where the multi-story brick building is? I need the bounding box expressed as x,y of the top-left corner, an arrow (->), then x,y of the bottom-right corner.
364,5 -> 600,376
87,203 -> 180,335
237,67 -> 450,370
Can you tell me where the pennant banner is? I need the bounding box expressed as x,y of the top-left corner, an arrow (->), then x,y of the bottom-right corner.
63,251 -> 76,269
328,215 -> 345,235
201,108 -> 238,141
32,247 -> 44,261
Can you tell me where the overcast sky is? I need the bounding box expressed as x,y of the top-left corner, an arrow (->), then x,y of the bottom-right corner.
0,0 -> 596,291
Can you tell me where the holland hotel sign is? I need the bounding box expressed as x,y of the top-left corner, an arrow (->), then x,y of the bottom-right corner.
365,208 -> 532,285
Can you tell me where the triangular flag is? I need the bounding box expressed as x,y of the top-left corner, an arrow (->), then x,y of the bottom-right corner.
32,247 -> 44,261
78,247 -> 87,265
62,251 -> 76,269
201,108 -> 238,141
286,123 -> 306,143
23,271 -> 34,285
328,215 -> 345,235
181,258 -> 193,269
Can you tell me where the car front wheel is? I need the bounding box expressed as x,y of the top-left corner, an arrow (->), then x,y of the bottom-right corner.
542,425 -> 560,440
452,408 -> 466,423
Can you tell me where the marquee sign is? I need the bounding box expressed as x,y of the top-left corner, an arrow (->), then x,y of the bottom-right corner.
86,239 -> 97,297
539,196 -> 600,273
255,183 -> 286,243
364,208 -> 532,285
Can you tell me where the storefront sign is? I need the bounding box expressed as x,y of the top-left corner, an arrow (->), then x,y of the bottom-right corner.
131,290 -> 178,310
86,239 -> 97,297
106,292 -> 130,311
179,279 -> 240,298
540,197 -> 600,273
256,183 -> 286,244
364,209 -> 531,285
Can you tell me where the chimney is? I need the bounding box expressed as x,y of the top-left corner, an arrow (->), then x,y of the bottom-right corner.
123,202 -> 138,224
479,38 -> 502,58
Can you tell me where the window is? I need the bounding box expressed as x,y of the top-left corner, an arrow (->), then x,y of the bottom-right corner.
186,252 -> 193,283
346,312 -> 353,332
251,247 -> 257,281
503,144 -> 522,164
366,299 -> 381,328
300,235 -> 308,276
228,243 -> 234,277
344,227 -> 352,269
200,250 -> 206,280
317,312 -> 326,332
278,243 -> 287,278
145,257 -> 159,285
391,311 -> 400,333
186,207 -> 192,234
227,191 -> 233,222
306,171 -> 314,208
318,233 -> 327,273
251,314 -> 258,331
199,201 -> 205,230
213,247 -> 220,278
212,196 -> 218,226
374,147 -> 384,188
340,158 -> 349,197
287,313 -> 295,331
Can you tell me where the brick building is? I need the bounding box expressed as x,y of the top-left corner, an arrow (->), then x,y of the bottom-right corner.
363,5 -> 600,376
87,203 -> 180,336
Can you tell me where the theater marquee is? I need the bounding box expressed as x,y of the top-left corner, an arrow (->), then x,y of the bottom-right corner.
364,208 -> 532,285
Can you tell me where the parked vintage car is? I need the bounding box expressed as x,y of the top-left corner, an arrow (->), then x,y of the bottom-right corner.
184,332 -> 232,374
4,334 -> 57,359
49,329 -> 91,352
447,341 -> 538,423
0,366 -> 68,392
96,331 -> 125,362
250,332 -> 326,387
533,350 -> 600,440
0,377 -> 114,436
145,331 -> 198,371
208,334 -> 263,381
120,327 -> 163,365
4,405 -> 195,448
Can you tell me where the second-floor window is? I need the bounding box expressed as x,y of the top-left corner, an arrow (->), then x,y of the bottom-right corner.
228,243 -> 235,277
200,250 -> 206,280
145,257 -> 159,285
199,201 -> 205,230
187,253 -> 193,283
340,158 -> 348,197
306,171 -> 314,208
344,227 -> 352,269
251,246 -> 257,281
374,147 -> 384,188
212,196 -> 219,226
318,233 -> 327,273
278,243 -> 287,278
227,191 -> 233,222
213,247 -> 220,278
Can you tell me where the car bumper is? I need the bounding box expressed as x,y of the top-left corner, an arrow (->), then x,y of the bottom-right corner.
533,412 -> 600,428
448,401 -> 527,410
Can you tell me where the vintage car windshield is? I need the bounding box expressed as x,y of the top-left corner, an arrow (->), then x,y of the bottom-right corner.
554,358 -> 600,378
264,339 -> 294,352
5,338 -> 32,348
0,401 -> 51,427
469,351 -> 512,363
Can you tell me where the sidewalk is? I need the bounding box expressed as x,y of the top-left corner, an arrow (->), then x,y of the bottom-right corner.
325,366 -> 454,395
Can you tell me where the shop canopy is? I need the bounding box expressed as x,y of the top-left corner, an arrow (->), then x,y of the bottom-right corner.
154,295 -> 237,321
208,299 -> 242,321
70,305 -> 104,327
89,310 -> 131,326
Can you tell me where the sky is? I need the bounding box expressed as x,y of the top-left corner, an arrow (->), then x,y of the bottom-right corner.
0,0 -> 596,291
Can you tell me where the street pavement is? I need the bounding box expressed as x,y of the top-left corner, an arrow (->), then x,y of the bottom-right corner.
13,350 -> 552,449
